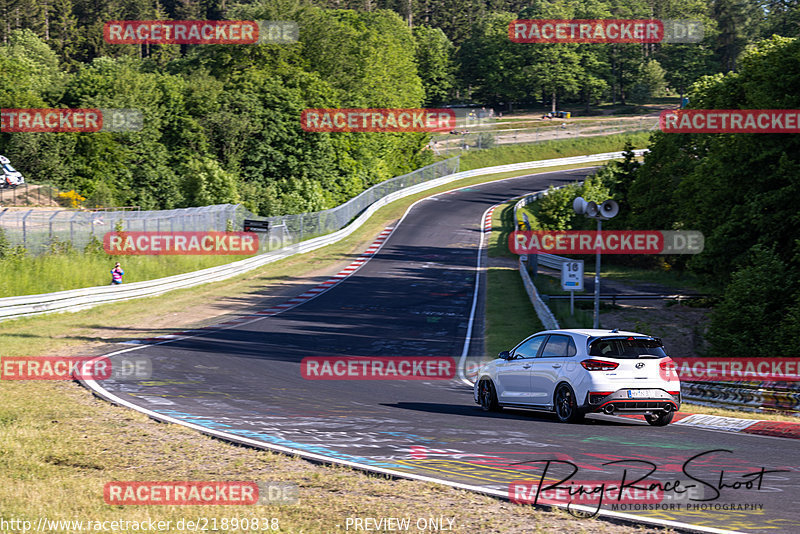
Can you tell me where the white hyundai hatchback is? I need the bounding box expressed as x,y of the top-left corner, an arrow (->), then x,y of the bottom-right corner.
474,329 -> 680,425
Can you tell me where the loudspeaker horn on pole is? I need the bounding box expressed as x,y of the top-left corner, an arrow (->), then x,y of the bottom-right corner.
599,199 -> 619,219
586,201 -> 599,218
573,196 -> 588,215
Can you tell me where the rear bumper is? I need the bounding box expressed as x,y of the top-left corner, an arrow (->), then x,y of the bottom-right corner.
586,389 -> 680,415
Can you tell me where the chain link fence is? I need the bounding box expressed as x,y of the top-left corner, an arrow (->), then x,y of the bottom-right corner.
0,157 -> 460,255
0,205 -> 241,255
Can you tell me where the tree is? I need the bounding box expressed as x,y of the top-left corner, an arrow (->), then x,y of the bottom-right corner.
711,0 -> 762,71
524,44 -> 583,113
706,245 -> 795,357
759,0 -> 800,38
459,11 -> 550,109
412,25 -> 455,105
180,156 -> 239,206
629,58 -> 667,102
657,43 -> 716,100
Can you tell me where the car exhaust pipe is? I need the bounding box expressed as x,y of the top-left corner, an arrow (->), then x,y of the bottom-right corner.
603,404 -> 615,415
663,403 -> 673,412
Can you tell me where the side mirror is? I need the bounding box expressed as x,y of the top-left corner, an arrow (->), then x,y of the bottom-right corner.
498,351 -> 511,360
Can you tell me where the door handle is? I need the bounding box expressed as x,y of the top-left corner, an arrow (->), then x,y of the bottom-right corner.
552,364 -> 562,368
523,364 -> 532,369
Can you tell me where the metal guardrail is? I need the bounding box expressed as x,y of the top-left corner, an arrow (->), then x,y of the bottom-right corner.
0,150 -> 639,322
518,256 -> 559,330
682,381 -> 800,415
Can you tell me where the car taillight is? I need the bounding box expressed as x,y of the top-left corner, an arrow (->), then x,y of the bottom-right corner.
581,359 -> 619,371
667,391 -> 680,396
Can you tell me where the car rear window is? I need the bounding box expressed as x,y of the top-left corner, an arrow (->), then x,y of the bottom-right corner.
588,337 -> 666,359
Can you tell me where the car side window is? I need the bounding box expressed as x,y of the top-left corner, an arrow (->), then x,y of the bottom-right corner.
513,335 -> 546,359
540,335 -> 576,358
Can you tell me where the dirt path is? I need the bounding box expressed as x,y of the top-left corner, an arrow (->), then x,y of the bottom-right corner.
0,183 -> 60,207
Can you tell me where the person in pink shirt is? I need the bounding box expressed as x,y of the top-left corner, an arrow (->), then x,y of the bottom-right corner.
110,262 -> 124,285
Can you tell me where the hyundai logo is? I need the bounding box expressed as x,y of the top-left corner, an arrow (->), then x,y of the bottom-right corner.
635,362 -> 645,369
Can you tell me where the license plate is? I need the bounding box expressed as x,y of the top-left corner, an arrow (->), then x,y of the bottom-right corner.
626,389 -> 650,399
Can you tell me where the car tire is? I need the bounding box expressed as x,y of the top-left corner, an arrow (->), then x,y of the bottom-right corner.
554,383 -> 584,423
478,379 -> 501,412
645,410 -> 675,426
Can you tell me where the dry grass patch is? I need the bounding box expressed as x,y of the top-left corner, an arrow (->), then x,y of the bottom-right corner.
0,381 -> 672,533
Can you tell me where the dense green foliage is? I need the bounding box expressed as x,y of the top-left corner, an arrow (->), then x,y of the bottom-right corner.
629,36 -> 800,356
3,0 -> 799,214
1,6 -> 434,214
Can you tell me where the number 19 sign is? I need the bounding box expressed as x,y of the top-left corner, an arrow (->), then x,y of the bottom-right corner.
561,261 -> 584,291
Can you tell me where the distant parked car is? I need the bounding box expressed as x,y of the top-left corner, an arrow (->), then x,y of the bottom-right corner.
0,155 -> 25,188
474,329 -> 680,426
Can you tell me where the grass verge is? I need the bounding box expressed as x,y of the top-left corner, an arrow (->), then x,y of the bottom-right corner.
486,203 -> 517,260
486,267 -> 544,357
456,132 -> 650,170
0,252 -> 254,298
485,201 -> 544,357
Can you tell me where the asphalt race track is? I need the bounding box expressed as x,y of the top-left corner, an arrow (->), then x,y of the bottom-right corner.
85,169 -> 800,534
